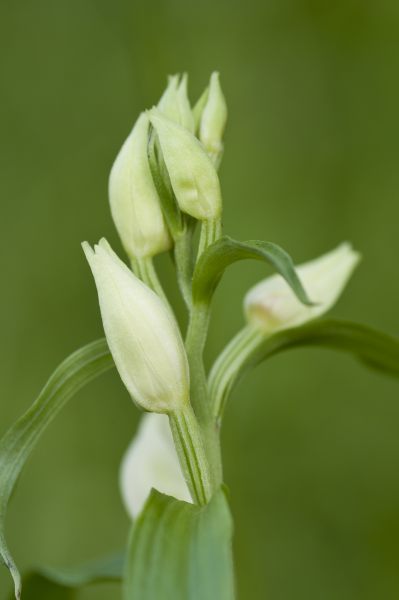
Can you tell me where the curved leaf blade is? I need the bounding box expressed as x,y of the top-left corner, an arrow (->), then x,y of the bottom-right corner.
124,489 -> 235,600
0,339 -> 114,599
8,552 -> 124,600
250,319 -> 399,376
192,236 -> 312,306
211,319 -> 399,421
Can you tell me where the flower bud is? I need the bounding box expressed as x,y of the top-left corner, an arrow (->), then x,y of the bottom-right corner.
157,74 -> 194,133
198,72 -> 227,166
82,238 -> 190,413
109,112 -> 171,260
149,109 -> 222,221
245,243 -> 361,333
120,413 -> 192,519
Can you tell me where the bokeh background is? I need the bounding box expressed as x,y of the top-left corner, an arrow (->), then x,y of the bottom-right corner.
1,1 -> 399,598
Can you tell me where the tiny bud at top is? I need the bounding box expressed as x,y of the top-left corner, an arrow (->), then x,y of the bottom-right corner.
245,243 -> 361,334
157,74 -> 194,133
149,109 -> 222,221
83,238 -> 190,413
109,112 -> 171,259
120,413 -> 192,519
198,72 -> 227,166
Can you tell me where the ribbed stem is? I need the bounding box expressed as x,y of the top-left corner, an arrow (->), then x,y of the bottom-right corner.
208,324 -> 264,427
169,405 -> 213,505
131,256 -> 168,303
185,302 -> 223,489
174,224 -> 195,308
197,217 -> 222,261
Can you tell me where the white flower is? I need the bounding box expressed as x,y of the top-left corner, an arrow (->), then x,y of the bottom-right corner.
198,72 -> 227,166
149,109 -> 222,221
244,243 -> 361,333
120,413 -> 192,519
82,238 -> 189,413
109,112 -> 171,260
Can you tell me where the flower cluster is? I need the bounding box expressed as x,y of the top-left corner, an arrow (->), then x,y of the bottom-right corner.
83,73 -> 359,517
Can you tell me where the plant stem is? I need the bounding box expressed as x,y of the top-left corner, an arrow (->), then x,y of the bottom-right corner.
208,324 -> 265,427
183,216 -> 224,489
169,405 -> 213,505
197,218 -> 222,261
131,256 -> 168,303
174,224 -> 195,308
185,302 -> 223,490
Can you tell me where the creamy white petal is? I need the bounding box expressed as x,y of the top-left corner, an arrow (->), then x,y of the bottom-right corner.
83,239 -> 189,413
199,72 -> 227,165
149,109 -> 222,221
109,112 -> 171,259
120,413 -> 192,519
245,243 -> 361,333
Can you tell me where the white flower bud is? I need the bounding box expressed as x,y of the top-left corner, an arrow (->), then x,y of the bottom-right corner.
149,109 -> 222,221
82,238 -> 190,413
245,243 -> 361,333
157,74 -> 194,133
120,413 -> 192,519
198,72 -> 227,165
109,112 -> 171,260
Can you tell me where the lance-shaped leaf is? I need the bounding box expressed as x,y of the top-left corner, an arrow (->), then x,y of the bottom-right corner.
9,552 -> 124,600
0,339 -> 114,599
124,489 -> 235,600
210,319 -> 399,422
192,236 -> 312,307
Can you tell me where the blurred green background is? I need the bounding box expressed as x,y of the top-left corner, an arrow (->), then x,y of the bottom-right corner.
1,0 -> 399,598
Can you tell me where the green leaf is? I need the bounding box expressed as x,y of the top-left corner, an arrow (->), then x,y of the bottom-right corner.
211,319 -> 399,421
9,552 -> 124,600
192,235 -> 312,306
0,339 -> 114,599
249,319 -> 399,376
124,489 -> 235,600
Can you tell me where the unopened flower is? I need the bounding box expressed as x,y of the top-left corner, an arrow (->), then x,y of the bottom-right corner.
157,74 -> 194,133
120,413 -> 192,519
149,109 -> 222,221
245,243 -> 361,333
198,72 -> 227,166
109,112 -> 171,260
82,238 -> 189,413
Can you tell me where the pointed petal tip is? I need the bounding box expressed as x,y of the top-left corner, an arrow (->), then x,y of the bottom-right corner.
81,241 -> 94,260
98,237 -> 111,250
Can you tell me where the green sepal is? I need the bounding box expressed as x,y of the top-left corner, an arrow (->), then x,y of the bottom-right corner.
8,552 -> 124,600
124,489 -> 235,600
192,236 -> 312,306
0,339 -> 114,599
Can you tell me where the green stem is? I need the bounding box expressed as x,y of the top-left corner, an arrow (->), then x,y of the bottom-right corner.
197,217 -> 222,261
182,216 -> 224,488
169,406 -> 213,505
174,224 -> 195,308
130,256 -> 168,303
185,302 -> 223,490
208,324 -> 265,427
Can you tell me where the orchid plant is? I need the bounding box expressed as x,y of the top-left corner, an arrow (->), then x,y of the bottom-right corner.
1,72 -> 398,600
